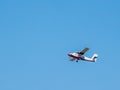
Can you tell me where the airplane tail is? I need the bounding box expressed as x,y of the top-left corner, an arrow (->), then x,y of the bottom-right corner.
91,54 -> 98,62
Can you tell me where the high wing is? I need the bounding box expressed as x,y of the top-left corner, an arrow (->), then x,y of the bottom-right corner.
80,48 -> 89,55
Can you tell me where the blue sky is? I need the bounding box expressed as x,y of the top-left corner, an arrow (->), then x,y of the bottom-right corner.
0,0 -> 120,90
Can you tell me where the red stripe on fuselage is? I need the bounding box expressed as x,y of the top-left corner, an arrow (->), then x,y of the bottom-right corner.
68,54 -> 80,60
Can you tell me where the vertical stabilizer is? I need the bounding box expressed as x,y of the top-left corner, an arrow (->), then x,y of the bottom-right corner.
91,54 -> 98,62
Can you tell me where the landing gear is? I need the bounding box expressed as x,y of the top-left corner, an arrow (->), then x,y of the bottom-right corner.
76,60 -> 78,62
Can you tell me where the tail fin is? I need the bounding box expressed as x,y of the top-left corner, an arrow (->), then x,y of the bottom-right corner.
91,54 -> 98,62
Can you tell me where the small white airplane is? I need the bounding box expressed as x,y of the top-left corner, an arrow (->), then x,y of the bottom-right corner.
68,48 -> 98,62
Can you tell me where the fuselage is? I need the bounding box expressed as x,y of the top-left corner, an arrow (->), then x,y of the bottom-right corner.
68,52 -> 84,60
68,52 -> 98,62
68,48 -> 98,62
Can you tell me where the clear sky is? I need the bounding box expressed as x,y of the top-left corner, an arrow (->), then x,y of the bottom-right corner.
0,0 -> 120,90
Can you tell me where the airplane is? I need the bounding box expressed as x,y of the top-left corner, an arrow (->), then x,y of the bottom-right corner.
68,48 -> 98,62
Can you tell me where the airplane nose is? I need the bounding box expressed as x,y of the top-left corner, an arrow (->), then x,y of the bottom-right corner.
68,53 -> 71,56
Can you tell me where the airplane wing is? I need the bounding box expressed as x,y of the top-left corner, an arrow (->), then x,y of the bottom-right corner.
80,48 -> 89,55
70,59 -> 76,61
